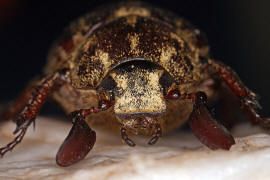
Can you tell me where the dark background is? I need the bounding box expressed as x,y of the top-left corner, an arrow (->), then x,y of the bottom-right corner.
0,0 -> 270,116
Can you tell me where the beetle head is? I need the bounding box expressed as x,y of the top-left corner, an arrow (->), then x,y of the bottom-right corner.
99,60 -> 175,132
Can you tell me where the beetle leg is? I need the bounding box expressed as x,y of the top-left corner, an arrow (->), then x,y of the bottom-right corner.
0,124 -> 28,157
56,99 -> 114,166
207,60 -> 270,127
181,92 -> 235,150
0,69 -> 70,157
1,85 -> 36,122
148,124 -> 162,145
56,110 -> 96,167
13,70 -> 66,133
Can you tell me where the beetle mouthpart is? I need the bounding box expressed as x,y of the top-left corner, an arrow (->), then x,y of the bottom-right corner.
121,127 -> 136,147
148,124 -> 162,145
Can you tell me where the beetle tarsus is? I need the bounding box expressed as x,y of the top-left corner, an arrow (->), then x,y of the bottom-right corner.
121,127 -> 136,147
0,128 -> 27,157
148,124 -> 162,145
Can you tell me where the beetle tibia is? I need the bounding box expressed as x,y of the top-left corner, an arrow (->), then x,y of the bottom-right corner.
189,92 -> 235,150
56,115 -> 96,167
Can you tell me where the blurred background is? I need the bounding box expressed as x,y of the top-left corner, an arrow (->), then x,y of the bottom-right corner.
0,0 -> 269,116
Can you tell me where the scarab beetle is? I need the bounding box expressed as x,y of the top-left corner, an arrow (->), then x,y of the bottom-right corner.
1,1 -> 269,167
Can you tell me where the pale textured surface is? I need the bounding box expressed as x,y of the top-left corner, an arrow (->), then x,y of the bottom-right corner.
0,117 -> 270,180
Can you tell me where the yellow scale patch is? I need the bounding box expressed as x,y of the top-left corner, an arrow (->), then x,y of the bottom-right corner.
111,68 -> 166,115
114,7 -> 151,19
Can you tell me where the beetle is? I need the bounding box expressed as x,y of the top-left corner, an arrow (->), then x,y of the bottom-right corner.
1,1 -> 269,167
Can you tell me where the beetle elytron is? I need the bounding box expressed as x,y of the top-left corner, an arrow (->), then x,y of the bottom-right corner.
1,1 -> 269,166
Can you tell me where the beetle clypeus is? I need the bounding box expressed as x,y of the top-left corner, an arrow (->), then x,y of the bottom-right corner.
1,1 -> 269,167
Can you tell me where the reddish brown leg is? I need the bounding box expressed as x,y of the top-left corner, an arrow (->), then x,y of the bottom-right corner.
0,126 -> 27,156
56,99 -> 114,167
208,60 -> 270,127
0,69 -> 69,157
1,85 -> 36,122
199,78 -> 239,129
187,92 -> 235,150
165,90 -> 235,150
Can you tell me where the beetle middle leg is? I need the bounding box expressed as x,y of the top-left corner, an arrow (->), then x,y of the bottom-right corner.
207,60 -> 270,127
0,69 -> 70,157
1,85 -> 36,122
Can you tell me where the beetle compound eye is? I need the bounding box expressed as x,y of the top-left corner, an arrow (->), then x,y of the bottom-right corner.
165,89 -> 180,100
98,76 -> 117,92
159,71 -> 176,95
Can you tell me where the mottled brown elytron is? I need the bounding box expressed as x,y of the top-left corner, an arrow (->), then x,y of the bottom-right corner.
1,1 -> 269,167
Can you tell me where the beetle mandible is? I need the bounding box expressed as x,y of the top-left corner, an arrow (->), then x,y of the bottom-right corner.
1,1 -> 269,167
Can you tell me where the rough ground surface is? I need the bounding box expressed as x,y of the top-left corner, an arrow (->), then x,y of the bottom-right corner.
0,117 -> 270,180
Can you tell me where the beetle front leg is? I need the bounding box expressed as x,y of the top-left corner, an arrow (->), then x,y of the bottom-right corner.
207,60 -> 270,127
187,92 -> 235,150
166,90 -> 235,150
56,110 -> 96,167
0,69 -> 70,157
56,99 -> 114,167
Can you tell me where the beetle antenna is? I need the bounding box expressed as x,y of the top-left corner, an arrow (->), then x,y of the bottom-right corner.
148,124 -> 162,145
121,127 -> 136,147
